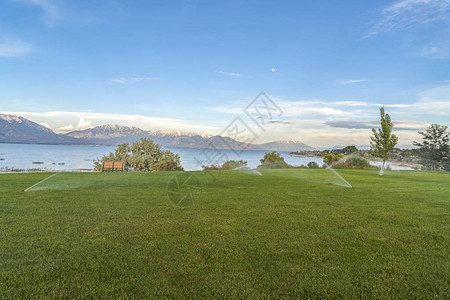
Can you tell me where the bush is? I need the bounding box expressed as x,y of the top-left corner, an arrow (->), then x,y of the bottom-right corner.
307,161 -> 320,169
94,138 -> 183,172
202,160 -> 248,171
202,164 -> 222,171
221,160 -> 248,170
323,153 -> 344,166
333,157 -> 376,169
258,152 -> 290,169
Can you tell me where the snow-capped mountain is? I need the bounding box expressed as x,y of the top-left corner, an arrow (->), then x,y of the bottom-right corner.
0,114 -> 314,151
0,114 -> 76,144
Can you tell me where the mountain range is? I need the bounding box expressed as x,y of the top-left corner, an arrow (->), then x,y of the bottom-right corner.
0,113 -> 315,151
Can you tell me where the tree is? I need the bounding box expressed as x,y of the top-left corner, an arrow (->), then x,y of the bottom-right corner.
323,153 -> 344,166
342,145 -> 358,155
413,124 -> 449,170
370,107 -> 398,171
94,138 -> 183,172
258,152 -> 289,169
307,161 -> 319,168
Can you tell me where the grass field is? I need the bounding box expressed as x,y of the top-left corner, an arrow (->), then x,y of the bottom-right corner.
0,169 -> 449,298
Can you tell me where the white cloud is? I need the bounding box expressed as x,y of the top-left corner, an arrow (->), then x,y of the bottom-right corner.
110,77 -> 160,84
419,43 -> 450,59
374,103 -> 409,107
110,78 -> 126,84
75,117 -> 93,130
39,121 -> 51,129
58,124 -> 74,131
333,101 -> 370,106
57,117 -> 93,131
4,111 -> 217,134
325,120 -> 427,130
364,0 -> 450,38
338,79 -> 371,85
14,0 -> 63,26
217,71 -> 244,77
0,36 -> 32,57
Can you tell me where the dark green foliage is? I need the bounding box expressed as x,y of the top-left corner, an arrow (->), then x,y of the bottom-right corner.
307,161 -> 319,168
370,107 -> 398,168
94,138 -> 183,171
342,145 -> 358,155
202,164 -> 222,171
203,160 -> 248,171
333,157 -> 375,169
258,152 -> 290,169
221,160 -> 248,170
414,124 -> 450,170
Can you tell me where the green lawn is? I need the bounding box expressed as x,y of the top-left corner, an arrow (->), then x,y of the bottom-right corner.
0,169 -> 449,298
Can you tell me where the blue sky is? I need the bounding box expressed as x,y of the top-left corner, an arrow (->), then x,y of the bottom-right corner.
1,0 -> 449,147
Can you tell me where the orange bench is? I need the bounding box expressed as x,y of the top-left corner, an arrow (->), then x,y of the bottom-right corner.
102,161 -> 125,172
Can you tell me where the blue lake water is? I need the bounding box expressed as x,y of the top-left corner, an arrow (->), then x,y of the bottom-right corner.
0,143 -> 325,171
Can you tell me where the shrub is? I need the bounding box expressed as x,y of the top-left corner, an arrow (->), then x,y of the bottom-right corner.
323,153 -> 344,166
333,157 -> 376,169
258,152 -> 290,169
221,160 -> 248,170
203,160 -> 248,171
202,165 -> 222,171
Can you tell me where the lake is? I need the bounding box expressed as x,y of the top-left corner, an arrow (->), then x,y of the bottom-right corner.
0,143 -> 325,172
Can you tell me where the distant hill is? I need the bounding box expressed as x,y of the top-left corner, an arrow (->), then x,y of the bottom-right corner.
254,140 -> 315,151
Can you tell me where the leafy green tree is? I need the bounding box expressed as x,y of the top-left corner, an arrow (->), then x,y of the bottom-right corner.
307,161 -> 319,168
370,107 -> 398,170
258,152 -> 289,169
94,138 -> 183,172
323,153 -> 344,166
342,145 -> 358,155
413,124 -> 449,170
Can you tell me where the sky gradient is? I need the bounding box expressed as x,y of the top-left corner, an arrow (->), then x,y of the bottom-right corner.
1,0 -> 449,147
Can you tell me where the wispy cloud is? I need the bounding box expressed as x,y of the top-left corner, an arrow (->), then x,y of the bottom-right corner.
212,98 -> 408,120
338,79 -> 371,85
14,0 -> 63,26
217,71 -> 244,77
268,119 -> 294,125
418,43 -> 450,59
364,0 -> 450,38
0,36 -> 32,57
325,120 -> 427,130
110,77 -> 161,84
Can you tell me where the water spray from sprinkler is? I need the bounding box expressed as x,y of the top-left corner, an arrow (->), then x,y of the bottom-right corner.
233,165 -> 262,176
